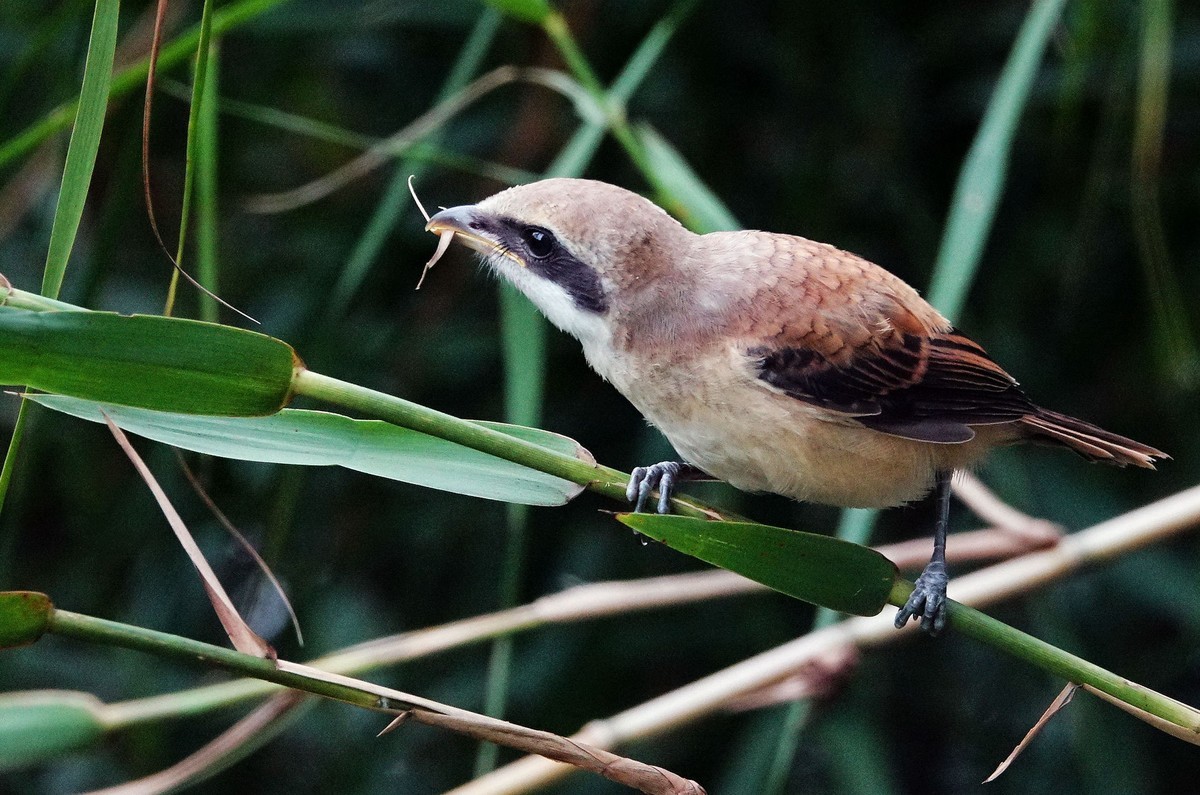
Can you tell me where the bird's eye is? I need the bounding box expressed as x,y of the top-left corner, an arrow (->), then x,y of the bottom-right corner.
521,226 -> 556,259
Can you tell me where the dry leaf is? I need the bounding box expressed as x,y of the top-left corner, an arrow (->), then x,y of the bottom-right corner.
102,412 -> 274,659
984,684 -> 1077,782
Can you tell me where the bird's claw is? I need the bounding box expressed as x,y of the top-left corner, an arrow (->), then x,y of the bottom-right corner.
626,461 -> 684,514
894,560 -> 948,636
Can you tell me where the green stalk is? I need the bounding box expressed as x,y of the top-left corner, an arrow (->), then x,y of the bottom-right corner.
163,0 -> 218,317
291,369 -> 732,521
48,610 -> 406,714
294,370 -> 1200,735
539,8 -> 699,228
195,38 -> 221,323
292,372 -> 614,501
0,288 -> 86,313
476,285 -> 545,775
933,595 -> 1200,734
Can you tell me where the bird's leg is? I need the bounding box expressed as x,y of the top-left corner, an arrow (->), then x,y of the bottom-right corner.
626,462 -> 707,514
895,469 -> 952,635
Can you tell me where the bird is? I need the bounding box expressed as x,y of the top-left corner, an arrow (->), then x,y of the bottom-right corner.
422,177 -> 1167,635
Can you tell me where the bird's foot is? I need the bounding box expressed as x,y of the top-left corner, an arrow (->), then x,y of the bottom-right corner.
626,461 -> 690,514
894,560 -> 948,636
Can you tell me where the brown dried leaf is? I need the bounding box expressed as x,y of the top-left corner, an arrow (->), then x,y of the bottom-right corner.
272,660 -> 703,794
177,452 -> 304,646
102,413 -> 274,659
984,684 -> 1077,782
410,711 -> 705,794
1082,684 -> 1200,745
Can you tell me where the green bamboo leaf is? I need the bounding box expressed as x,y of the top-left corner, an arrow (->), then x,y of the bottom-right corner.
32,396 -> 587,506
485,0 -> 551,25
0,691 -> 106,772
0,591 -> 52,649
617,514 -> 897,616
0,307 -> 296,415
635,123 -> 741,233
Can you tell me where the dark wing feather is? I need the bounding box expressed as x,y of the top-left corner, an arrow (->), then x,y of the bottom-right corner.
751,330 -> 1035,444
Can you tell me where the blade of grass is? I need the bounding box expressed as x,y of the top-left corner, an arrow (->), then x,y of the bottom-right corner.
925,0 -> 1069,321
195,38 -> 220,322
539,9 -> 692,225
545,0 -> 697,179
40,0 -> 120,301
1,0 -> 120,521
618,514 -> 898,616
635,123 -> 740,231
163,0 -> 218,318
146,0 -> 247,322
476,282 -> 546,775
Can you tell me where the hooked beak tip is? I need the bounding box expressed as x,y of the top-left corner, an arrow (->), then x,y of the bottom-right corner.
425,205 -> 475,235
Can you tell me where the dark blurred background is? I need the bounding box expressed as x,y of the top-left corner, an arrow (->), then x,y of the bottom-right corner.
1,1 -> 1199,792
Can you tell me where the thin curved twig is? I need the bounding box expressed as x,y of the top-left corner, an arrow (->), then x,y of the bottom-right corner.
243,66 -> 601,214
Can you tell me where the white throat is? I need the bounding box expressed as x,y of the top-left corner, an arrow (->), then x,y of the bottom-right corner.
485,254 -> 613,352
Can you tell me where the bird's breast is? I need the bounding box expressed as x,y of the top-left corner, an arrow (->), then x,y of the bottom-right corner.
583,341 -> 988,508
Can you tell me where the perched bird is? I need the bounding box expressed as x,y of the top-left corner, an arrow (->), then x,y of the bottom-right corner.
424,178 -> 1166,634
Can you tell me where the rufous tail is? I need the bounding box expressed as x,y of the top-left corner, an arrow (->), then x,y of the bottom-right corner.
1020,409 -> 1168,469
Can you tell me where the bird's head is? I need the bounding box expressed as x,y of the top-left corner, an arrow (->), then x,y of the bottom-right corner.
425,178 -> 692,346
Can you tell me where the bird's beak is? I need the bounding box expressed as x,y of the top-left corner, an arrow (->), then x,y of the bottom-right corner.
425,205 -> 522,264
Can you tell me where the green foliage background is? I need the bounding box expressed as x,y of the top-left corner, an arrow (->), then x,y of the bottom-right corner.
2,1 -> 1199,792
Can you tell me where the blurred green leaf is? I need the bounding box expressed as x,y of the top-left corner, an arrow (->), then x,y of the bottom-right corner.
485,0 -> 551,25
0,691 -> 105,772
33,396 -> 587,506
636,123 -> 741,232
1132,0 -> 1199,386
617,515 -> 897,616
0,307 -> 295,415
0,0 -> 289,169
0,591 -> 52,649
926,0 -> 1068,321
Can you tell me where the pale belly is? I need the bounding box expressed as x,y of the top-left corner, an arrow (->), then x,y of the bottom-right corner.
591,346 -> 996,509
